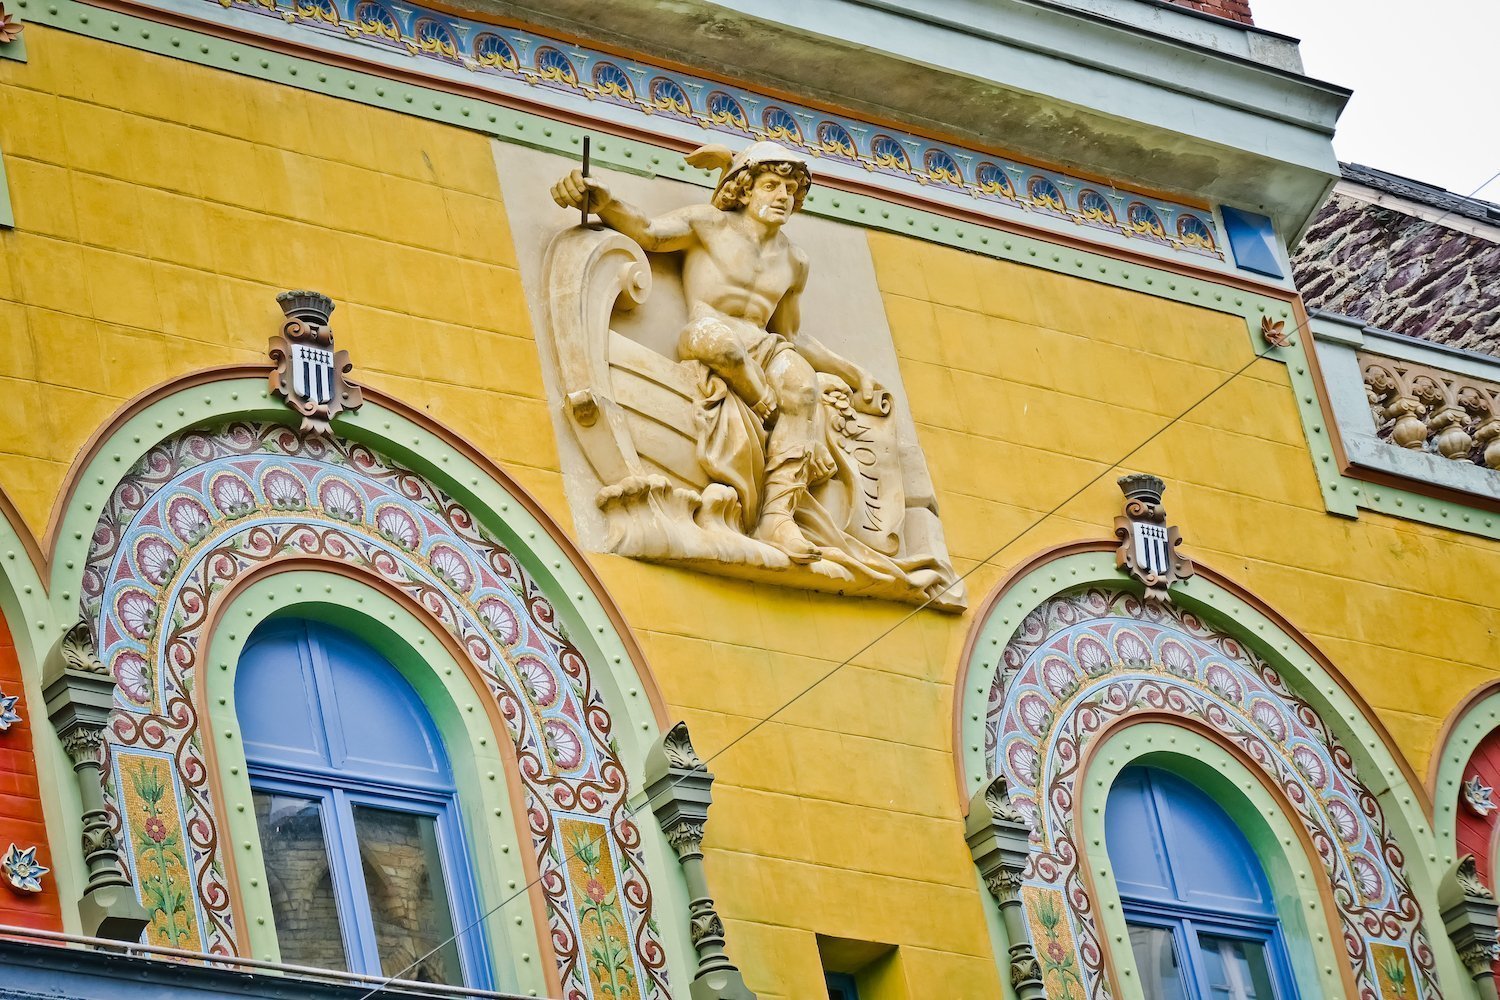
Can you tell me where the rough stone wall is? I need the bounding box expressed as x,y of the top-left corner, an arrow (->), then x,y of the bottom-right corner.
1165,0 -> 1253,24
1293,192 -> 1500,357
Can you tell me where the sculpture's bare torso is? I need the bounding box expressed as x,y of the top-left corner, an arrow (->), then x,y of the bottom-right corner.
551,162 -> 878,563
680,214 -> 802,328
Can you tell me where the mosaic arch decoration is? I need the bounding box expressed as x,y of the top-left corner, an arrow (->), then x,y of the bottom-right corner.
178,0 -> 1222,263
987,587 -> 1438,1000
81,422 -> 670,1000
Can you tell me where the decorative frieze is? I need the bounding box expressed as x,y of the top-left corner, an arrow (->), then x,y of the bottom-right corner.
1361,351 -> 1500,469
194,0 -> 1225,265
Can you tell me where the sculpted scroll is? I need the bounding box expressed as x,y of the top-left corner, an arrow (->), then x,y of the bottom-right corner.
540,141 -> 965,611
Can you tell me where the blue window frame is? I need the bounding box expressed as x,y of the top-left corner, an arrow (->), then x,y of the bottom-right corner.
237,619 -> 492,987
825,971 -> 860,1000
1106,767 -> 1299,1000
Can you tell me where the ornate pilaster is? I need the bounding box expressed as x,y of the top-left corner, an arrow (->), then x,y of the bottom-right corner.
42,620 -> 149,941
967,776 -> 1045,999
1440,855 -> 1500,1000
644,723 -> 755,1000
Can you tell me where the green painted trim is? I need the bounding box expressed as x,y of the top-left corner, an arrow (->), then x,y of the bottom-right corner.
1431,689 -> 1500,872
1077,724 -> 1345,1000
0,147 -> 13,228
31,375 -> 695,984
44,378 -> 661,765
0,505 -> 82,932
20,0 -> 1500,541
955,552 -> 1469,991
202,572 -> 548,995
0,25 -> 26,63
1293,318 -> 1500,541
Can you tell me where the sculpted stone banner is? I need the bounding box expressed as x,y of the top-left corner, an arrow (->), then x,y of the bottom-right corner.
500,141 -> 964,610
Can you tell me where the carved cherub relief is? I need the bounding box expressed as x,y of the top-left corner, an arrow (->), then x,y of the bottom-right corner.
540,141 -> 965,610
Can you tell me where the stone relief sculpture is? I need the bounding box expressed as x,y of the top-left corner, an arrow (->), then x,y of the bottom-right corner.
544,141 -> 965,610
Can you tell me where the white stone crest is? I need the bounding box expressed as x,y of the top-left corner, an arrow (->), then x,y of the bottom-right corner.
537,142 -> 964,609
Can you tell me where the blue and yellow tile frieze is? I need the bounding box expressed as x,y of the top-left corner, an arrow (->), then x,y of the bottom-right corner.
145,0 -> 1225,263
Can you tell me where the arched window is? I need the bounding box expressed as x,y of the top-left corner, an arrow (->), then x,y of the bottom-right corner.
1106,767 -> 1298,1000
236,619 -> 491,986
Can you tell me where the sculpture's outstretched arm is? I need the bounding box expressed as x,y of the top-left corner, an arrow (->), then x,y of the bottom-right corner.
551,168 -> 707,252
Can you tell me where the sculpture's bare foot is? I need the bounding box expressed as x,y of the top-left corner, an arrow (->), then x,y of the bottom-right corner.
754,514 -> 819,564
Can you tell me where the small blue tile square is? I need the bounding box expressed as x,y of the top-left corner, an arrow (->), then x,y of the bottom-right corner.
1220,205 -> 1283,279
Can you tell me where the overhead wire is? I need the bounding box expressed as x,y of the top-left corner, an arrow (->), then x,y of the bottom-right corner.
357,165 -> 1500,999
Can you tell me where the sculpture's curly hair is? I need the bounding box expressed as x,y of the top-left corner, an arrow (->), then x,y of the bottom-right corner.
712,161 -> 811,213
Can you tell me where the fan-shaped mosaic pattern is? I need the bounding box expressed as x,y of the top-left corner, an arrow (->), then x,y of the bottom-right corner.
82,423 -> 671,1000
986,588 -> 1436,1000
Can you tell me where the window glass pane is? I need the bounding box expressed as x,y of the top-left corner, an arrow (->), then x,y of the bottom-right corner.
351,805 -> 462,984
252,791 -> 348,972
1200,933 -> 1278,1000
1128,923 -> 1191,1000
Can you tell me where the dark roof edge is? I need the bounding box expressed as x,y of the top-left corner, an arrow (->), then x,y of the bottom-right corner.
1341,162 -> 1500,227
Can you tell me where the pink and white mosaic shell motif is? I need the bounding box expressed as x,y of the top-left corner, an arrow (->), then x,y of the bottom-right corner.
986,587 -> 1438,1000
477,596 -> 520,646
113,650 -> 151,705
317,477 -> 364,522
208,472 -> 256,517
81,423 -> 670,998
114,587 -> 157,641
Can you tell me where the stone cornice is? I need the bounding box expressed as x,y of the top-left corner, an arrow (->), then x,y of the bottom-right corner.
471,0 -> 1347,239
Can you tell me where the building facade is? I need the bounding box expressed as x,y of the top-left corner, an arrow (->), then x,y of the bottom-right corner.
0,0 -> 1497,998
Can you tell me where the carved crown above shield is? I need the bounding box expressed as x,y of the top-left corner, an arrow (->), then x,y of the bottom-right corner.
1114,473 -> 1193,599
268,290 -> 363,434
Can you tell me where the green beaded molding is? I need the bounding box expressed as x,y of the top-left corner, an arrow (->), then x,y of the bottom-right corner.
957,551 -> 1470,994
1077,724 -> 1346,1000
958,552 -> 1438,864
1430,686 -> 1500,869
19,0 -> 1500,543
204,572 -> 551,995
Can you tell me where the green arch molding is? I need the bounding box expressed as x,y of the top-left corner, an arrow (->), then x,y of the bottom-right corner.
0,493 -> 84,929
1431,682 -> 1500,870
955,549 -> 1471,999
1077,723 -> 1346,1000
31,371 -> 696,999
204,571 -> 553,995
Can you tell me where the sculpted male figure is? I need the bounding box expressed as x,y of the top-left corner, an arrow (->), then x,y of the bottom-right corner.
551,142 -> 884,564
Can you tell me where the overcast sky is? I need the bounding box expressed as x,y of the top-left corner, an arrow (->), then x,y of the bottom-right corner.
1250,0 -> 1500,203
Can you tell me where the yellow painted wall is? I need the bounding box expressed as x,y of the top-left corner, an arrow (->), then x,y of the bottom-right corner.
3,24 -> 1500,1000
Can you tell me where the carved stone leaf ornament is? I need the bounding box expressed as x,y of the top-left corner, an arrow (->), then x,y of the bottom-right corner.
0,4 -> 21,44
1464,775 -> 1496,818
268,290 -> 363,434
1,844 -> 47,894
1113,473 -> 1194,599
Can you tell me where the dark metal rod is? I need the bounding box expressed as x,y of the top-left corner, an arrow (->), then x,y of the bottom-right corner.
581,135 -> 591,226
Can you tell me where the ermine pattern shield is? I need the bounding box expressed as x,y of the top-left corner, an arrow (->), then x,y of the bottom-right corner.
291,343 -> 335,405
1132,521 -> 1171,579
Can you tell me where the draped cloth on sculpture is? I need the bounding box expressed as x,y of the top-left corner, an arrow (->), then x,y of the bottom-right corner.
692,329 -> 950,595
